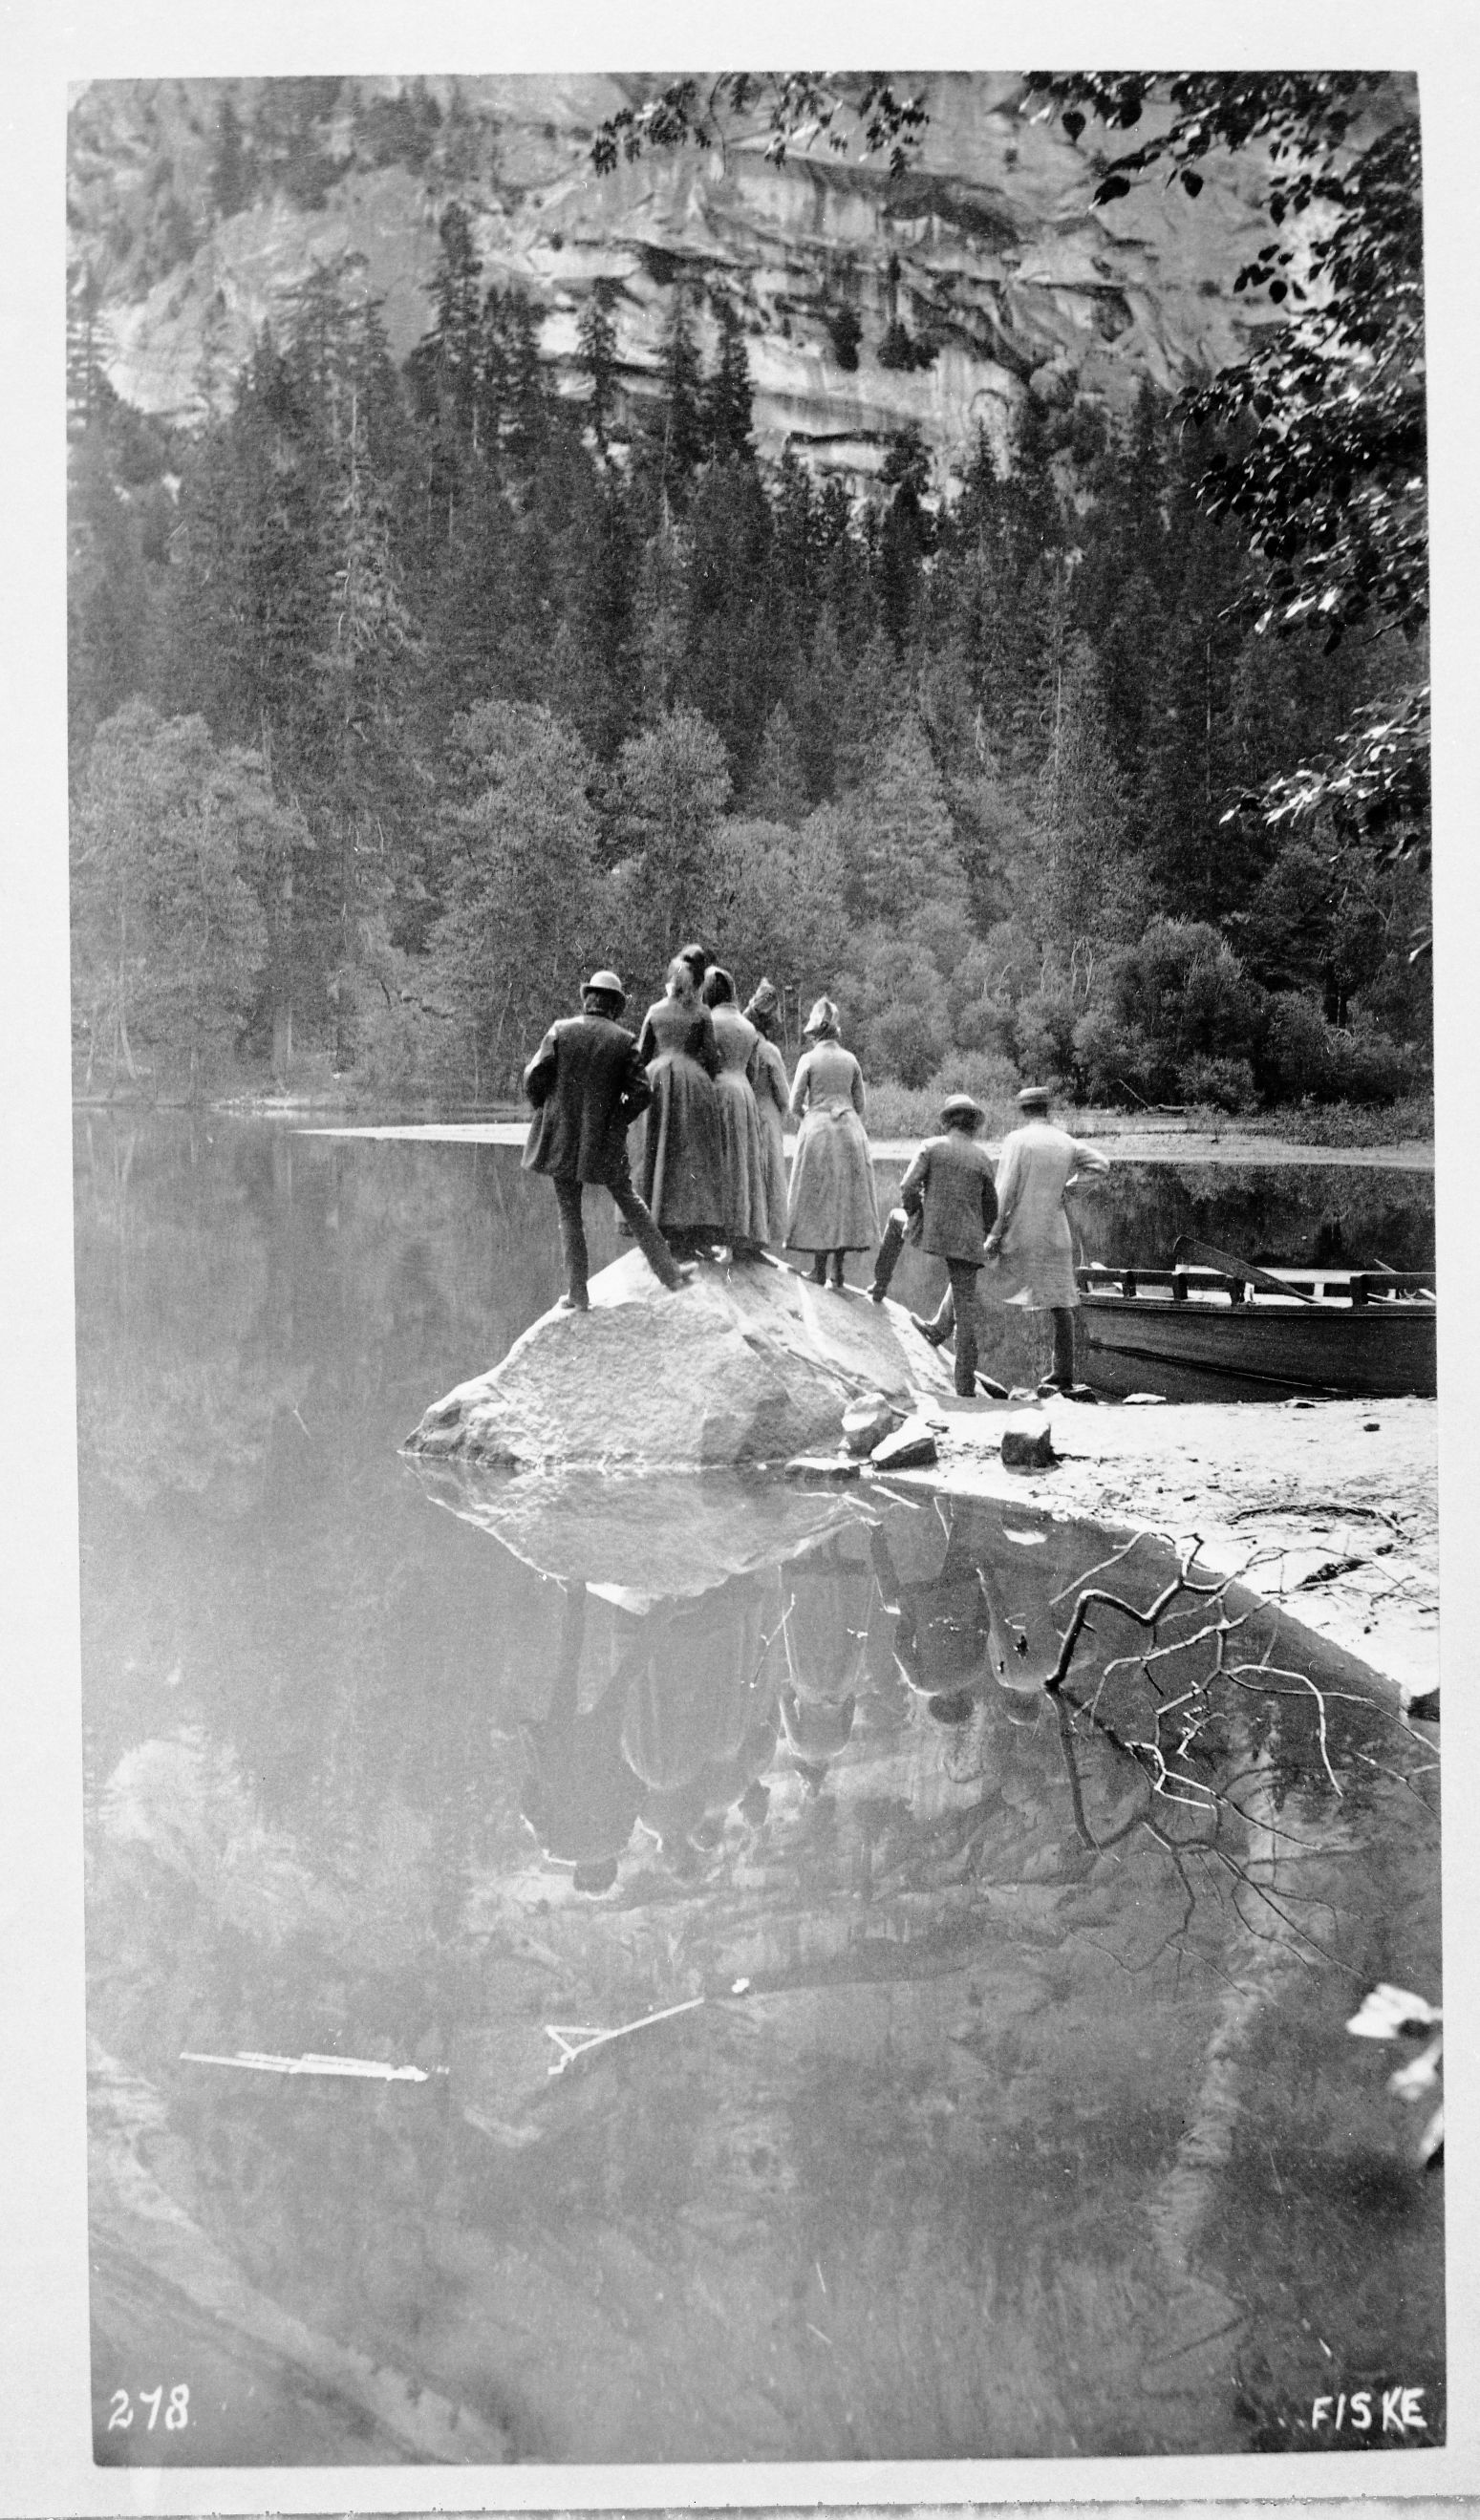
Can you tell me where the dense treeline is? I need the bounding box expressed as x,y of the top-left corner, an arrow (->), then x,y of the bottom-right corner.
68,205 -> 1430,1114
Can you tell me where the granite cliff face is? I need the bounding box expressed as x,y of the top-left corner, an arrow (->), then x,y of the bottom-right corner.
68,73 -> 1292,488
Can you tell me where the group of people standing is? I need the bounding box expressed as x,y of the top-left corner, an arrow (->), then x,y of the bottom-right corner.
630,942 -> 883,1283
522,943 -> 1108,1395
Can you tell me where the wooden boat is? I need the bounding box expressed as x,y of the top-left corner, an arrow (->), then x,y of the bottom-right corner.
1074,1251 -> 1436,1401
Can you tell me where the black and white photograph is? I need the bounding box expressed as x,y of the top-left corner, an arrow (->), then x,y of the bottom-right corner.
8,5 -> 1480,2505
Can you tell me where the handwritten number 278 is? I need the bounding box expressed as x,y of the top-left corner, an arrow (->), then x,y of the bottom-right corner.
107,2384 -> 189,2430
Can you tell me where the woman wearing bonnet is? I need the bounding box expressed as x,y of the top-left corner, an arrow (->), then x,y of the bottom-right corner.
783,995 -> 880,1290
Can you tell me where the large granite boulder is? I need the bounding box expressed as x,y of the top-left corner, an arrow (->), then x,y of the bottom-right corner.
404,1249 -> 953,1471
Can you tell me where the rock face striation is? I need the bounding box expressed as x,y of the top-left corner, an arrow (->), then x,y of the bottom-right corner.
404,1249 -> 953,1471
62,71 -> 1369,489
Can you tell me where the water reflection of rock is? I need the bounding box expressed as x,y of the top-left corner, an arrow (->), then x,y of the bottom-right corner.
409,1461 -> 876,1598
76,1119 -> 1444,2459
88,1467 -> 1442,2461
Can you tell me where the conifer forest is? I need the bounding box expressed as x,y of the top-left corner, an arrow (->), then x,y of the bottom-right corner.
66,75 -> 1432,1126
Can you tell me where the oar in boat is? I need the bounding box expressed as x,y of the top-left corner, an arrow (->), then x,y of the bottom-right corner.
1169,1233 -> 1319,1304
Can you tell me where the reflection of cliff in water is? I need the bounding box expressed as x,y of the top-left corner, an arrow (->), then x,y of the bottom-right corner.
91,1467 -> 1441,2461
77,1117 -> 1443,2464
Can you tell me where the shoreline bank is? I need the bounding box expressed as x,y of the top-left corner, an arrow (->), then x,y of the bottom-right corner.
290,1119 -> 1437,1172
874,1390 -> 1439,1714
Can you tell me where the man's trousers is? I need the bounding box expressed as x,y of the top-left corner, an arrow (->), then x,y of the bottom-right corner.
551,1170 -> 683,1300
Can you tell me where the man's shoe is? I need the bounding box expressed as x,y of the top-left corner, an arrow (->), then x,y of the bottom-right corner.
1035,1375 -> 1069,1399
664,1263 -> 698,1291
556,1291 -> 590,1313
911,1313 -> 947,1348
867,1282 -> 887,1304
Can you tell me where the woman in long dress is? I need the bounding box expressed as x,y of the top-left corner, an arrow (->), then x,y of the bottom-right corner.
784,995 -> 880,1289
635,956 -> 724,1254
699,965 -> 772,1253
742,977 -> 791,1245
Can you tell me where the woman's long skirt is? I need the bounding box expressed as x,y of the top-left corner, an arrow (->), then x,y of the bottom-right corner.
637,1051 -> 723,1239
784,1100 -> 880,1254
755,1097 -> 788,1244
713,1070 -> 773,1244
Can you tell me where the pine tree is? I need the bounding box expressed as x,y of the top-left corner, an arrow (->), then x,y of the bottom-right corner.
772,445 -> 817,603
406,203 -> 483,459
313,380 -> 419,1047
792,607 -> 849,801
576,278 -> 620,451
631,519 -> 690,724
877,427 -> 933,648
68,419 -> 155,779
502,289 -> 549,480
702,301 -> 755,463
748,704 -> 809,824
643,291 -> 707,515
834,629 -> 907,796
210,93 -> 252,219
683,457 -> 773,781
614,704 -> 732,968
847,710 -> 970,937
952,423 -> 1002,554
1021,636 -> 1140,962
423,704 -> 603,1094
999,391 -> 1063,579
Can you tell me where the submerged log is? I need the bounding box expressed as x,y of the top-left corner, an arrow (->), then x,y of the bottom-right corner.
404,1249 -> 953,1472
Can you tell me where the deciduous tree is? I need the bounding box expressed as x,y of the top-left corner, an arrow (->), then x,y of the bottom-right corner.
73,701 -> 276,1096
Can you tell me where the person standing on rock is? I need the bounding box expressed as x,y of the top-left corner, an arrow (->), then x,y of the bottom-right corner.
522,970 -> 692,1312
700,965 -> 772,1254
869,1094 -> 997,1398
784,996 -> 880,1290
742,978 -> 791,1244
635,955 -> 725,1256
984,1082 -> 1109,1395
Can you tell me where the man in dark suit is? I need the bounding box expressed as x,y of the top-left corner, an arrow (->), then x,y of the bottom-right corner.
522,970 -> 692,1311
867,1093 -> 997,1396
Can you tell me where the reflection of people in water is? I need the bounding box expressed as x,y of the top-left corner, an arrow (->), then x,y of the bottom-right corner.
970,1515 -> 1101,1698
517,1584 -> 642,1893
620,1573 -> 780,1862
771,1526 -> 874,1789
869,1504 -> 996,1725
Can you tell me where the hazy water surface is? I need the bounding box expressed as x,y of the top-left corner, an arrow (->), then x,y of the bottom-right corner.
77,1117 -> 1442,2465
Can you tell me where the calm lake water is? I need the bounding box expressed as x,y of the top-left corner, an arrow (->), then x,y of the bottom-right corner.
78,1115 -> 1442,2465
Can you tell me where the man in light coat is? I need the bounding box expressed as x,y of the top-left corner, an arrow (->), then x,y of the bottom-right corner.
985,1083 -> 1109,1394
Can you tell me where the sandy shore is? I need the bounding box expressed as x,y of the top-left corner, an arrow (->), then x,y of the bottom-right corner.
879,1390 -> 1439,1712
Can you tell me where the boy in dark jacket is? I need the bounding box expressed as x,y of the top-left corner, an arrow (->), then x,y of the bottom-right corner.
523,971 -> 691,1310
868,1094 -> 997,1395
